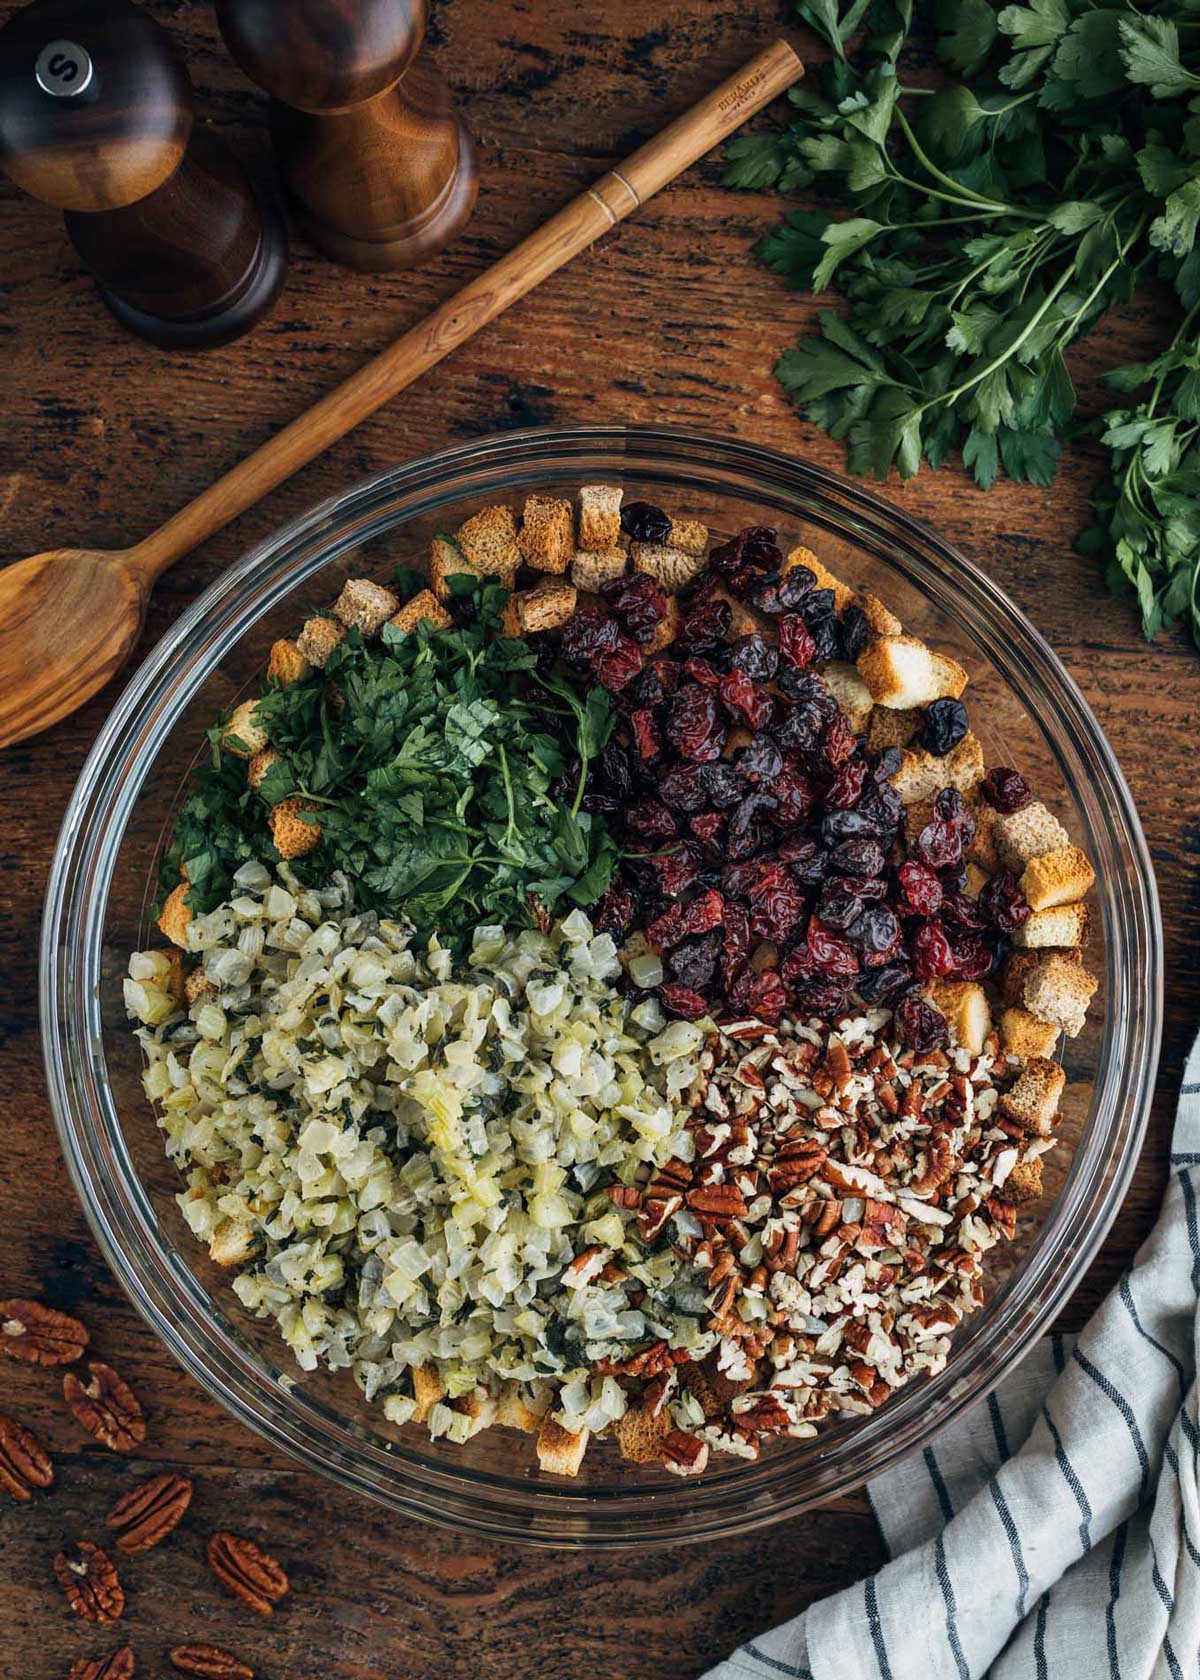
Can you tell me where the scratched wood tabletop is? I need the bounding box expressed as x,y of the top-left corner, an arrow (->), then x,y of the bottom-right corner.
1,2 -> 1197,1675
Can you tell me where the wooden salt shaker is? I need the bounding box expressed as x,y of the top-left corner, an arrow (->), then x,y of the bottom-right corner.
214,0 -> 477,272
0,0 -> 287,349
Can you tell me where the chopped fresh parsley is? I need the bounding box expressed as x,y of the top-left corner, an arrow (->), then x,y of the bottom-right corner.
161,580 -> 619,946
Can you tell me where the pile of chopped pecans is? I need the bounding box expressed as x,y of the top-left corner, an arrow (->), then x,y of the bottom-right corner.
609,1007 -> 1052,1470
0,1297 -> 285,1678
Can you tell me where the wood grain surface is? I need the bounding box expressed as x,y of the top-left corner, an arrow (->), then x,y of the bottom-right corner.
1,3 -> 1197,1675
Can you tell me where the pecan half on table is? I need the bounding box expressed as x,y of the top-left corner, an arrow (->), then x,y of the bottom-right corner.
107,1471 -> 193,1553
68,1647 -> 136,1680
169,1646 -> 253,1679
63,1361 -> 146,1453
0,1298 -> 88,1365
207,1532 -> 289,1616
0,1410 -> 53,1501
54,1541 -> 125,1623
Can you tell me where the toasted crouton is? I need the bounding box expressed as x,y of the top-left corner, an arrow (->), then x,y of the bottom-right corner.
535,1417 -> 590,1478
161,948 -> 185,1007
999,1057 -> 1066,1137
210,1218 -> 260,1267
410,1364 -> 445,1425
927,981 -> 991,1054
387,589 -> 452,637
269,798 -> 321,860
614,1405 -> 674,1464
296,614 -> 346,669
1020,845 -> 1096,912
891,747 -> 948,807
783,546 -> 854,610
947,734 -> 985,796
221,699 -> 268,759
858,635 -> 968,708
158,882 -> 192,950
457,504 -> 523,574
247,748 -> 280,792
998,1155 -> 1044,1206
999,1008 -> 1061,1058
429,535 -> 483,602
643,596 -> 681,655
266,638 -> 311,687
577,484 -> 623,551
453,1388 -> 498,1437
667,517 -> 709,555
1001,947 -> 1081,1008
519,495 -> 574,573
496,1382 -> 549,1434
1013,903 -> 1088,950
571,546 -> 627,593
1022,952 -> 1098,1037
992,801 -> 1071,871
867,705 -> 921,752
965,800 -> 1002,873
857,591 -> 903,637
822,662 -> 874,734
503,579 -> 577,636
184,966 -> 215,1006
631,541 -> 706,592
332,576 -> 400,637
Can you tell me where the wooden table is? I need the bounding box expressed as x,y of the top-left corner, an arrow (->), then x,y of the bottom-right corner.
1,3 -> 1196,1674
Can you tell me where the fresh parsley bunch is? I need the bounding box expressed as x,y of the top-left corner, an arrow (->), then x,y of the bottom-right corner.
162,580 -> 619,947
725,0 -> 1200,642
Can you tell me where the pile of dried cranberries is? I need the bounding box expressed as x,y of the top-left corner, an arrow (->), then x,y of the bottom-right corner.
552,521 -> 1030,1052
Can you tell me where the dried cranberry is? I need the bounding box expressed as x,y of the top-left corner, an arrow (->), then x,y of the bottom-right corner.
744,968 -> 787,1025
789,918 -> 860,983
822,713 -> 857,770
871,747 -> 903,783
748,574 -> 785,616
593,636 -> 644,691
741,527 -> 783,568
591,883 -> 636,936
620,500 -> 672,544
790,978 -> 852,1018
699,762 -> 744,808
856,783 -> 905,836
775,705 -> 824,754
809,613 -> 842,663
667,686 -> 725,762
765,762 -> 812,827
626,800 -> 679,842
737,735 -> 783,784
668,930 -> 722,990
981,767 -> 1033,813
630,708 -> 661,762
782,836 -> 828,888
689,811 -> 726,854
719,669 -> 774,731
628,664 -> 667,709
776,668 -> 836,716
822,809 -> 877,845
913,802 -> 970,870
722,901 -> 752,954
942,889 -> 987,930
779,614 -> 817,669
855,963 -> 915,1006
912,920 -> 956,980
818,880 -> 868,932
897,993 -> 949,1053
895,860 -> 943,917
730,634 -> 779,682
683,655 -> 723,688
652,844 -> 703,899
841,604 -> 870,662
604,573 -> 669,643
828,760 -> 867,809
660,983 -> 709,1021
561,604 -> 620,667
778,566 -> 816,608
848,903 -> 901,958
728,792 -> 773,858
980,870 -> 1031,932
918,698 -> 969,757
947,928 -> 994,980
659,765 -> 709,813
597,741 -> 633,800
679,597 -> 731,654
750,881 -> 809,944
831,837 -> 885,877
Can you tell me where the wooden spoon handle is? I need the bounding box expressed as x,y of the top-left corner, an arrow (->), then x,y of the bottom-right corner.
126,37 -> 803,582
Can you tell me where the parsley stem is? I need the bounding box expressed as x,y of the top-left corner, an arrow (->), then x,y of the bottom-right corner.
892,107 -> 1047,221
929,259 -> 1078,413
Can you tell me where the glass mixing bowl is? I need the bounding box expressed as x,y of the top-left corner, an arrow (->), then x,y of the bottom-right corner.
42,426 -> 1161,1547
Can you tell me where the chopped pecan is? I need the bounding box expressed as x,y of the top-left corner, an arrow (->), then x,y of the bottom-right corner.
0,1410 -> 53,1501
823,1038 -> 853,1091
648,1157 -> 693,1193
107,1471 -> 193,1553
169,1646 -> 253,1679
55,1541 -> 124,1623
685,1183 -> 747,1219
207,1532 -> 289,1617
63,1361 -> 146,1453
767,1140 -> 826,1196
68,1647 -> 135,1680
731,1394 -> 791,1435
0,1298 -> 88,1365
660,1429 -> 710,1475
605,1184 -> 641,1208
763,1224 -> 800,1272
637,1192 -> 681,1242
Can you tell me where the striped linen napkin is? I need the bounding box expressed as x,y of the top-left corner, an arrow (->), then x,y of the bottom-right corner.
704,1033 -> 1200,1680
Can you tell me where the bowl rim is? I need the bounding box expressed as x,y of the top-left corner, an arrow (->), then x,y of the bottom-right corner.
40,423 -> 1163,1547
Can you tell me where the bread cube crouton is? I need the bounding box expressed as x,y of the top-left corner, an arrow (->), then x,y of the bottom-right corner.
247,747 -> 280,792
221,699 -> 268,758
614,1405 -> 674,1464
456,504 -> 523,574
710,584 -> 763,640
866,705 -> 921,752
495,1383 -> 549,1435
783,546 -> 854,610
857,635 -> 968,708
822,662 -> 874,734
992,801 -> 1071,871
964,862 -> 990,898
332,576 -> 400,637
410,1364 -> 445,1425
1001,947 -> 1081,1008
269,798 -> 321,860
429,535 -> 491,603
998,1155 -> 1044,1206
643,596 -> 681,655
927,981 -> 991,1054
1022,952 -> 1098,1038
209,1218 -> 261,1267
1020,845 -> 1096,912
577,483 -> 623,551
631,541 -> 706,592
1013,903 -> 1088,950
999,1057 -> 1067,1137
857,591 -> 903,637
965,800 -> 1002,873
184,966 -> 216,1006
161,947 -> 185,1007
453,1388 -> 498,1437
296,614 -> 347,669
518,495 -> 574,572
667,517 -> 709,555
571,546 -> 627,593
893,733 -> 985,806
999,1008 -> 1061,1059
158,882 -> 193,950
387,589 -> 453,637
266,638 -> 311,687
503,579 -> 577,637
536,1416 -> 590,1477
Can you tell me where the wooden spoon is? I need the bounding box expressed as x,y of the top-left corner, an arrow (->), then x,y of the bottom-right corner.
0,38 -> 803,749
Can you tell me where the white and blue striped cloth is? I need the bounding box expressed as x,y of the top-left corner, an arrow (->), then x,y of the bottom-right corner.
705,1034 -> 1200,1680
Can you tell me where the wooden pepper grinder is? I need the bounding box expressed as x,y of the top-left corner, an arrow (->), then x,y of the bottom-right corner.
214,0 -> 477,272
0,0 -> 287,348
